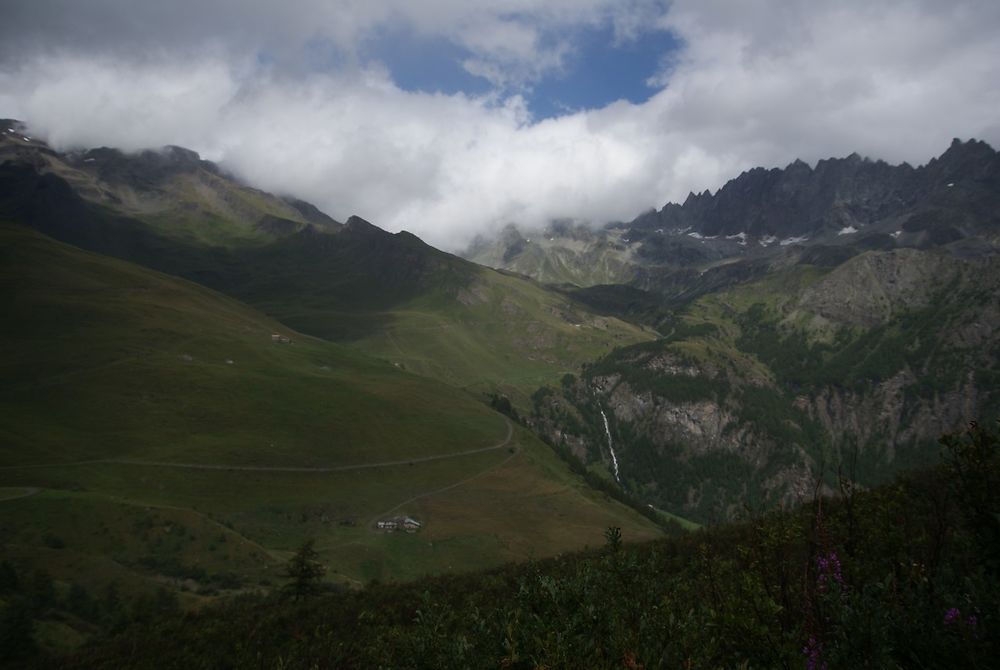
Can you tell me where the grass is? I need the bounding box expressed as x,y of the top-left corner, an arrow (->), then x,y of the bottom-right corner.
57,427 -> 1000,669
0,487 -> 37,501
468,233 -> 637,287
0,223 -> 662,612
0,431 -> 662,595
338,268 -> 653,409
0,222 -> 503,467
4,146 -> 652,414
43,149 -> 318,248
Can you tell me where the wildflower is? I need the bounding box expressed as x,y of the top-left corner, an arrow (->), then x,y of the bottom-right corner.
944,607 -> 961,625
802,636 -> 827,670
816,552 -> 844,593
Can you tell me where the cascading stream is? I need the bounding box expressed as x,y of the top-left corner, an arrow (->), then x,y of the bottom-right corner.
598,404 -> 622,485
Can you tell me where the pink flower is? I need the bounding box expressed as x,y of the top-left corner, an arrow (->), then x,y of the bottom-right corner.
816,552 -> 844,593
802,636 -> 827,670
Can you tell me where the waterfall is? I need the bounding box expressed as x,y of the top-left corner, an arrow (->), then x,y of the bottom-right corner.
598,404 -> 622,485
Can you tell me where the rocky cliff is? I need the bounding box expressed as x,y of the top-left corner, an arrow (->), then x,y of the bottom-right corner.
532,249 -> 1000,523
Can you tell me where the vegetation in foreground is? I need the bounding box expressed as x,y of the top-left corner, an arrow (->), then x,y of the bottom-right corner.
12,423 -> 994,669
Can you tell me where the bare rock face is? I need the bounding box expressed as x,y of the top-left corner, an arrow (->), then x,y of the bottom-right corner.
533,247 -> 1000,524
795,250 -> 955,328
517,141 -> 1000,525
631,138 -> 1000,248
467,139 -> 1000,294
610,388 -> 734,453
540,360 -> 984,523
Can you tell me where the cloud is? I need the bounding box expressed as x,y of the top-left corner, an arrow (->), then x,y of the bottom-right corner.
1,1 -> 999,251
653,0 -> 1000,164
0,1 -> 668,89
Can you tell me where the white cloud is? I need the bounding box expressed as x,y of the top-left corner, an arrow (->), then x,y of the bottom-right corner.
0,0 -> 668,90
1,1 -> 998,251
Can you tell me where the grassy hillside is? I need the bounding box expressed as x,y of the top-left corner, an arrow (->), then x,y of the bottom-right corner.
0,223 -> 663,645
0,137 -> 653,408
50,424 -> 1000,669
0,134 -> 336,246
0,223 -> 496,467
334,266 -> 653,407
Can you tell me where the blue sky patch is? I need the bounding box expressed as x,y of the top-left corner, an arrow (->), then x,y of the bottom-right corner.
364,21 -> 680,120
362,25 -> 493,99
526,23 -> 681,119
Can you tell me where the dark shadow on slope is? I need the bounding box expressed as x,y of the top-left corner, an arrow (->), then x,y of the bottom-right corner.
0,164 -> 479,343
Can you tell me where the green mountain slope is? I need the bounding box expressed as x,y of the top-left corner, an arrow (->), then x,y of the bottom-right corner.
532,249 -> 1000,522
214,217 -> 653,406
321,252 -> 653,405
464,222 -> 638,287
0,125 -> 340,246
0,131 -> 651,405
0,223 -> 662,616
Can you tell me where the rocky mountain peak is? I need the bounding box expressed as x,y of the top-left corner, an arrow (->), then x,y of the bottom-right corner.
76,144 -> 221,186
927,137 -> 999,182
629,139 -> 997,249
344,214 -> 379,231
343,216 -> 403,243
786,158 -> 813,174
497,222 -> 527,243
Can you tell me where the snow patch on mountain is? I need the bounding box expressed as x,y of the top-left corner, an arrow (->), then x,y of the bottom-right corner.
780,235 -> 809,246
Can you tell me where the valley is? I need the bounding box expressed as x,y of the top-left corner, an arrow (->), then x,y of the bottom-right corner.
478,139 -> 1000,523
4,3 -> 1000,666
1,124 -> 998,664
0,221 -> 661,620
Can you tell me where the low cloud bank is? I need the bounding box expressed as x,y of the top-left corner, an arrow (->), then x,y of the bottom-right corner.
1,1 -> 998,250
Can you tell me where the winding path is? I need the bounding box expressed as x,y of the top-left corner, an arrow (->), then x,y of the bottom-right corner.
0,421 -> 514,474
0,486 -> 41,502
366,443 -> 520,527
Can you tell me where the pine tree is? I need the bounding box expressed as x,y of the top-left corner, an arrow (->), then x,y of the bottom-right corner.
284,539 -> 326,600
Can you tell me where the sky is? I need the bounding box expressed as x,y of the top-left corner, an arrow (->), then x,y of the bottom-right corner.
1,0 -> 999,250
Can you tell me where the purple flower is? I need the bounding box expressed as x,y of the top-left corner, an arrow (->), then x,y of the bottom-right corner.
944,607 -> 961,625
802,636 -> 828,670
967,615 -> 978,628
816,552 -> 844,593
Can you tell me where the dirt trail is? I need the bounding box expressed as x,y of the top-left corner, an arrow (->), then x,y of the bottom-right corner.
0,421 -> 514,474
366,446 -> 520,528
0,486 -> 40,502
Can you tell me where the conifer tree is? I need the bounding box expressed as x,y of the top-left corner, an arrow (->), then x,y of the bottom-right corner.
284,539 -> 326,600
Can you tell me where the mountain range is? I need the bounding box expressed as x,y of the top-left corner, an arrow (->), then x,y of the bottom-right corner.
1,119 -> 998,656
466,138 -> 1000,292
466,138 -> 1000,522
